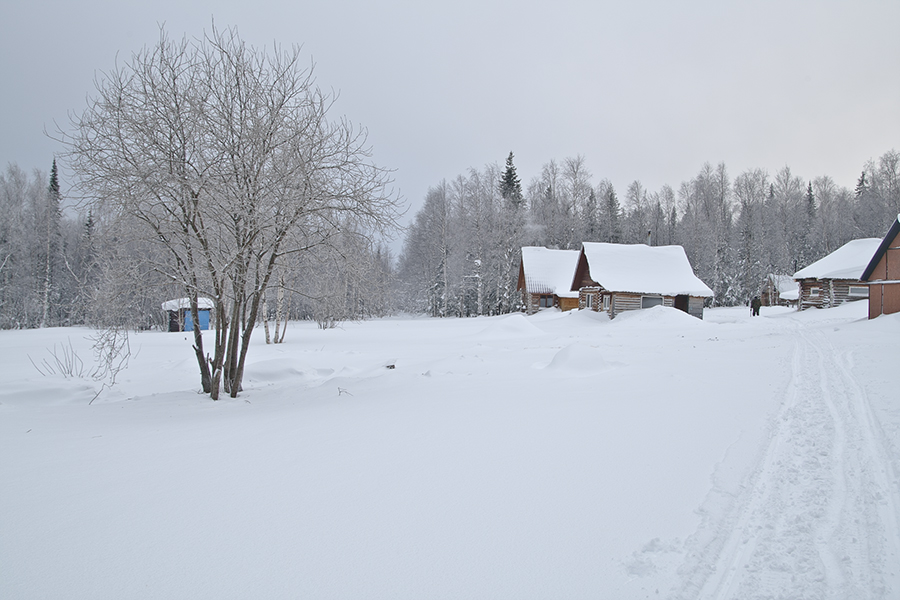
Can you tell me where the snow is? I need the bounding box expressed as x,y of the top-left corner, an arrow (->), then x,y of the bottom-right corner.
520,246 -> 581,297
581,242 -> 714,297
792,238 -> 882,280
2,305 -> 899,599
161,297 -> 215,311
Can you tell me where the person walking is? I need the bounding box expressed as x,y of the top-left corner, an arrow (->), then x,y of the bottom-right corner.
751,296 -> 761,316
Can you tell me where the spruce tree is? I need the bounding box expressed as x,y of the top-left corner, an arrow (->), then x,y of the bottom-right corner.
499,152 -> 524,209
855,171 -> 868,198
40,159 -> 62,327
806,182 -> 816,221
604,188 -> 622,243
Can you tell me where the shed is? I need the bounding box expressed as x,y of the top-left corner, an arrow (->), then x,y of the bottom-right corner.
860,215 -> 900,319
792,238 -> 881,310
571,242 -> 713,319
760,274 -> 798,307
162,297 -> 215,332
517,247 -> 581,314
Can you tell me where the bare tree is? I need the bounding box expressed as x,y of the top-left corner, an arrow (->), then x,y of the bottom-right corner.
63,25 -> 399,399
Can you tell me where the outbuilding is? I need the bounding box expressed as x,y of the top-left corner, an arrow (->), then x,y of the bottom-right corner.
792,238 -> 881,310
517,247 -> 581,314
571,242 -> 713,319
860,215 -> 900,319
760,274 -> 798,307
162,297 -> 215,332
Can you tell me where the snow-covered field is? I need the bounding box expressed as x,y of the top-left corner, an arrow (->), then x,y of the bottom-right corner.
2,303 -> 899,599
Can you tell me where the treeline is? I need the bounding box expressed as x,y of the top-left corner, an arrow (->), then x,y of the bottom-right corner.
0,163 -> 396,331
0,161 -> 95,329
5,149 -> 898,329
398,150 -> 900,315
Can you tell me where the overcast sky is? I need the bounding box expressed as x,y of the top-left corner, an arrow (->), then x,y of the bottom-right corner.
2,0 -> 899,232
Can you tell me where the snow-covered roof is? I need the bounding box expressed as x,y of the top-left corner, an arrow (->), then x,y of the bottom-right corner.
161,297 -> 215,311
580,242 -> 714,297
767,274 -> 798,294
520,247 -> 580,297
780,289 -> 799,301
792,238 -> 882,280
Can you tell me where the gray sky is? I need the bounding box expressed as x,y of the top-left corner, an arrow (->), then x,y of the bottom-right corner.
2,0 -> 899,232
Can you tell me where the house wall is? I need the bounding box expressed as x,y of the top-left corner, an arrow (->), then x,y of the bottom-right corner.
522,291 -> 549,315
559,297 -> 580,311
577,289 -> 705,319
523,291 -> 577,314
797,278 -> 866,310
578,287 -> 602,311
688,296 -> 705,320
522,291 -> 536,315
609,293 -> 674,319
884,283 -> 900,315
866,244 -> 900,281
868,282 -> 900,318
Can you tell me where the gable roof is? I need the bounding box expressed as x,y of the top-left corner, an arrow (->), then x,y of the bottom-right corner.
861,215 -> 900,281
519,247 -> 580,297
577,242 -> 713,297
792,238 -> 881,280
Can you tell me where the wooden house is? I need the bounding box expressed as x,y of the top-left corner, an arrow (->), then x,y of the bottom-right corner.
570,242 -> 713,319
162,297 -> 215,332
860,215 -> 900,319
760,274 -> 798,307
792,238 -> 881,310
517,247 -> 581,314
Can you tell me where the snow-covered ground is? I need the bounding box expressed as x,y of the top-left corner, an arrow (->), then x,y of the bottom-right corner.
2,303 -> 899,599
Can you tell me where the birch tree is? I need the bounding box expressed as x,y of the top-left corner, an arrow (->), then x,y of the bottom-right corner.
64,25 -> 398,398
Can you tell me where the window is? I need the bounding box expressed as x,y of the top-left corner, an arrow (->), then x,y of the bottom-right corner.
810,287 -> 821,297
603,294 -> 610,311
641,296 -> 664,309
848,286 -> 868,298
584,294 -> 593,309
539,295 -> 553,308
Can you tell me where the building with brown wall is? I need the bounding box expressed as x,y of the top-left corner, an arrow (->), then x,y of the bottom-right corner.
570,242 -> 713,319
792,238 -> 881,310
860,216 -> 900,319
517,247 -> 581,314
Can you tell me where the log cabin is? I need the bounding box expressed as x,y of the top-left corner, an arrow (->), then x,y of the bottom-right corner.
792,238 -> 881,310
760,274 -> 798,307
517,247 -> 581,314
570,242 -> 713,319
860,215 -> 900,319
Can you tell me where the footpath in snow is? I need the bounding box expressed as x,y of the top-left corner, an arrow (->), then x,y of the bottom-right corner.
672,309 -> 900,599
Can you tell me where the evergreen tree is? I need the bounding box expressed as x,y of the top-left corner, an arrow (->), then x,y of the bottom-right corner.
39,159 -> 62,327
855,171 -> 868,198
603,187 -> 622,243
806,181 -> 816,221
499,152 -> 524,209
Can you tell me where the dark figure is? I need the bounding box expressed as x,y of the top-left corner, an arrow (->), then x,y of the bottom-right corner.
750,296 -> 761,316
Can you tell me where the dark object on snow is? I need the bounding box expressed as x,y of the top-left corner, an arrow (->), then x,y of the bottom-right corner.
751,296 -> 761,316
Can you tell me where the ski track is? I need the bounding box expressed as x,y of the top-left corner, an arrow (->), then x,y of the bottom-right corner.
670,321 -> 900,599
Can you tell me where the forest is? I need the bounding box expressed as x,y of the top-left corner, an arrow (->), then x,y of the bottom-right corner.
397,150 -> 900,317
3,149 -> 900,331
